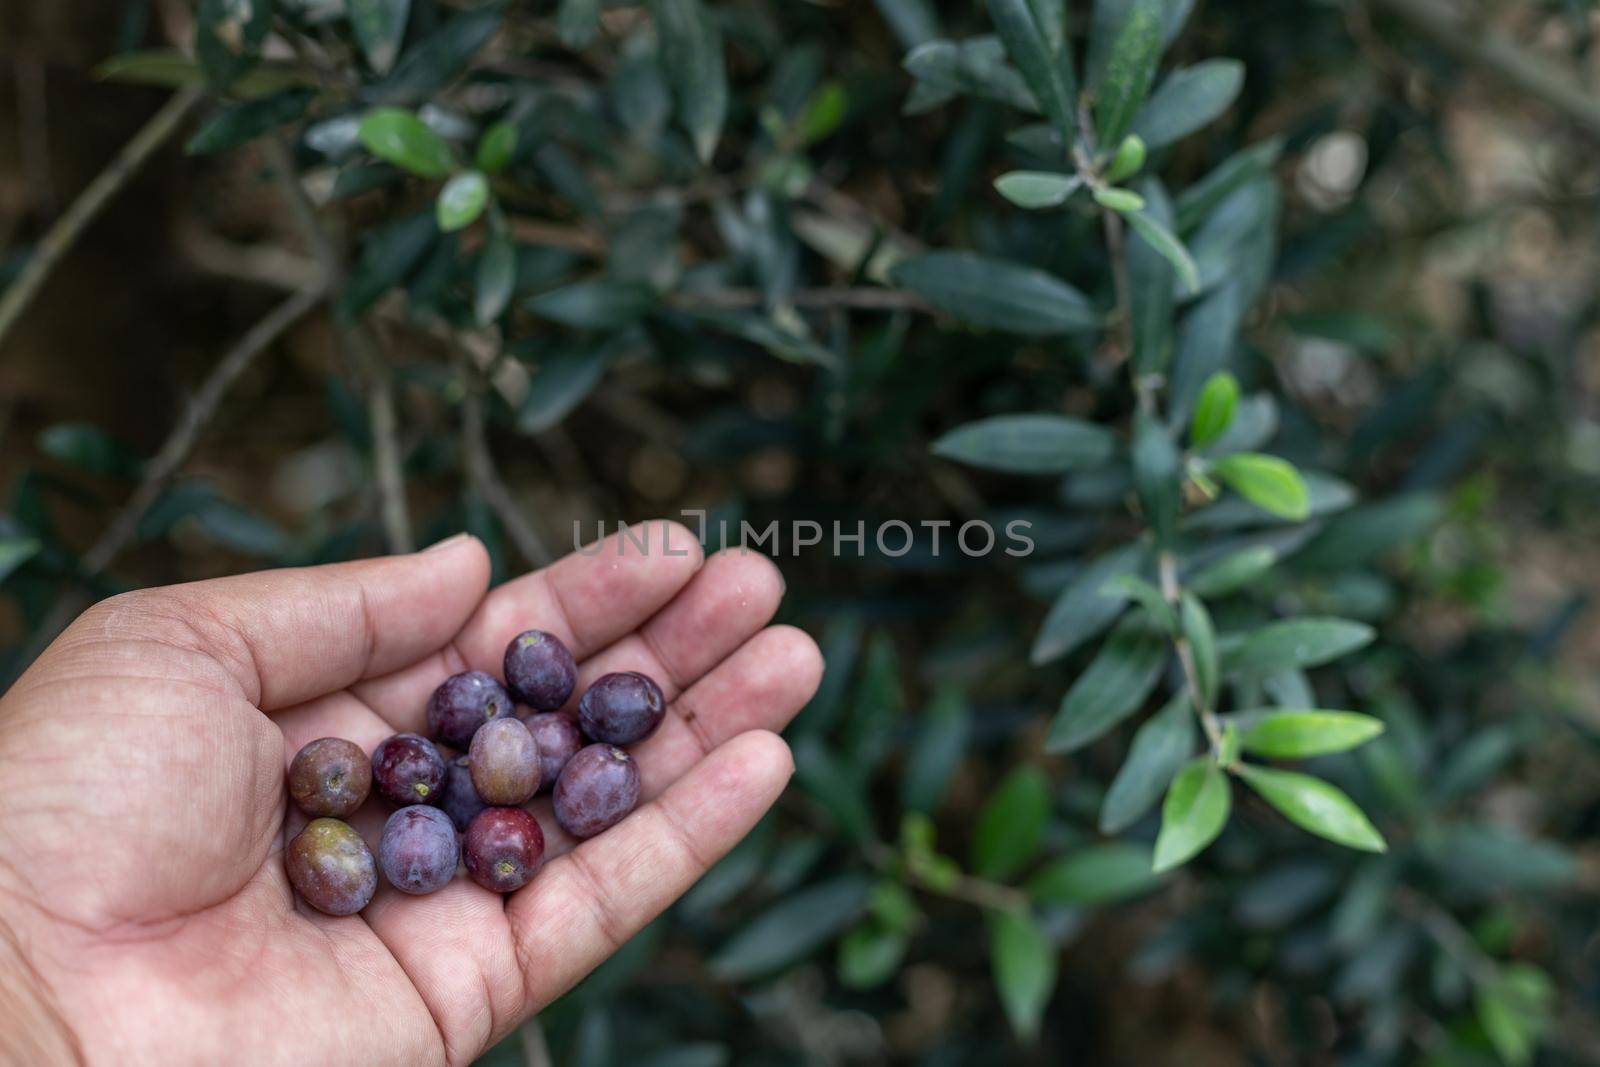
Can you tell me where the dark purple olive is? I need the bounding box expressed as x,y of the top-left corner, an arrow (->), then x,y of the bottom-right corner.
426,670 -> 513,750
503,629 -> 577,711
463,807 -> 545,893
286,818 -> 377,916
439,755 -> 488,832
468,717 -> 541,805
288,737 -> 371,818
378,805 -> 459,895
578,671 -> 666,746
371,733 -> 446,807
521,711 -> 583,791
553,744 -> 640,838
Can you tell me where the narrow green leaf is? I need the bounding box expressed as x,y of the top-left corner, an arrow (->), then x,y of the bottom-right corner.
838,924 -> 909,990
1100,573 -> 1174,632
1186,544 -> 1276,597
339,211 -> 439,318
931,414 -> 1116,475
994,170 -> 1079,209
901,685 -> 971,814
348,0 -> 411,74
1189,371 -> 1239,446
194,0 -> 272,89
1175,136 -> 1284,233
1093,186 -> 1145,212
525,280 -> 656,329
1045,613 -> 1169,753
1099,691 -> 1194,833
185,89 -> 315,155
1032,542 -> 1148,665
1027,843 -> 1160,905
1128,177 -> 1175,374
985,0 -> 1077,140
436,171 -> 490,232
1179,593 -> 1217,706
1240,711 -> 1386,759
650,0 -> 728,163
793,736 -> 874,843
1093,0 -> 1162,146
903,38 -> 1037,113
1476,963 -> 1554,1067
1123,207 -> 1199,294
1237,764 -> 1386,852
709,875 -> 872,980
358,107 -> 454,178
1153,757 -> 1230,871
1222,617 -> 1375,674
971,766 -> 1052,879
1132,411 -> 1180,546
474,225 -> 516,325
1131,58 -> 1244,148
891,251 -> 1098,335
371,8 -> 501,103
988,909 -> 1057,1040
515,345 -> 611,434
1212,452 -> 1310,520
476,120 -> 518,174
797,81 -> 849,145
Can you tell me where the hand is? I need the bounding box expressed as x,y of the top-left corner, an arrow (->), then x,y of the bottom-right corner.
0,524 -> 821,1066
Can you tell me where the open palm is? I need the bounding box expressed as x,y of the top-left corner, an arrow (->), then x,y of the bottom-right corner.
0,524 -> 820,1066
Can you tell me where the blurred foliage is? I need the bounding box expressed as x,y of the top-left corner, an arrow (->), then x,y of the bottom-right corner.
3,0 -> 1600,1064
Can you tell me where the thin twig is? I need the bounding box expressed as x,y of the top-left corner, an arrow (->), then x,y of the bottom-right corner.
0,88 -> 202,351
1159,550 -> 1226,753
264,135 -> 413,554
1371,0 -> 1600,140
17,283 -> 326,668
460,376 -> 551,566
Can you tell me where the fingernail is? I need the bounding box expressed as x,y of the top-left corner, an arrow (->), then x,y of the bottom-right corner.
423,532 -> 473,553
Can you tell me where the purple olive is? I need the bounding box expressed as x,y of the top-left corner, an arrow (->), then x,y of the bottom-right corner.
426,670 -> 513,750
521,711 -> 583,791
379,805 -> 459,895
577,671 -> 666,746
463,807 -> 545,893
286,818 -> 377,916
553,744 -> 640,838
468,717 -> 541,805
371,733 -> 446,807
439,755 -> 488,832
503,629 -> 577,711
288,737 -> 371,818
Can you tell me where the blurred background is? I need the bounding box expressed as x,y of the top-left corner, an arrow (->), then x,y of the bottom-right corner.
3,0 -> 1600,1064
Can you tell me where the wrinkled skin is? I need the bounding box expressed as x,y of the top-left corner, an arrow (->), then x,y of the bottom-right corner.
553,745 -> 641,838
0,526 -> 821,1066
288,737 -> 371,818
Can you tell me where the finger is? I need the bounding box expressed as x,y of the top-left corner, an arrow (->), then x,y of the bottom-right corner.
53,533 -> 491,712
519,624 -> 820,862
560,549 -> 787,708
352,521 -> 706,729
508,730 -> 794,1010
